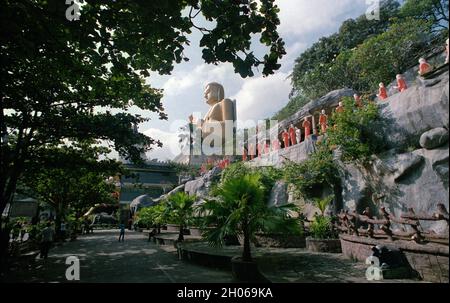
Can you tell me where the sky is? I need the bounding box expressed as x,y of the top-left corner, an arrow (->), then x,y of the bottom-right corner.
136,0 -> 373,161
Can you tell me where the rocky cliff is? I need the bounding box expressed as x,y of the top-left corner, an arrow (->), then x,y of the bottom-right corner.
340,69 -> 449,232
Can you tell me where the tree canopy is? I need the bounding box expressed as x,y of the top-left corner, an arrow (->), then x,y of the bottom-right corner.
278,0 -> 448,119
0,0 -> 286,217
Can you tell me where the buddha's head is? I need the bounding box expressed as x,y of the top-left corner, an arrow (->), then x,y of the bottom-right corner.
321,109 -> 326,115
419,58 -> 426,64
396,74 -> 403,80
379,82 -> 384,87
204,82 -> 225,105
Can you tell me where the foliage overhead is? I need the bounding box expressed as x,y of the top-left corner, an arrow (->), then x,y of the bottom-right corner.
0,0 -> 286,217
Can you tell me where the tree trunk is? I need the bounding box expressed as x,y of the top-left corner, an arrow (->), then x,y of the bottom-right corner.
178,224 -> 184,242
242,220 -> 252,262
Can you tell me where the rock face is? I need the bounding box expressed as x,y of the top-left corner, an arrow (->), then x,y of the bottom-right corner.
419,127 -> 449,149
268,181 -> 288,207
153,183 -> 185,203
340,143 -> 449,233
261,70 -> 450,234
377,70 -> 449,150
339,71 -> 449,232
184,166 -> 222,198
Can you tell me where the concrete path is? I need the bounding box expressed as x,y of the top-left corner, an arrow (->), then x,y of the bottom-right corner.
3,230 -> 233,283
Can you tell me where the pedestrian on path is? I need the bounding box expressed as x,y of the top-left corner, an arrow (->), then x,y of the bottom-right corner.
40,222 -> 55,259
118,223 -> 125,242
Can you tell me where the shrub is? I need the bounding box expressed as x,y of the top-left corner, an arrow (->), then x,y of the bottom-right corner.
326,97 -> 384,162
309,215 -> 335,239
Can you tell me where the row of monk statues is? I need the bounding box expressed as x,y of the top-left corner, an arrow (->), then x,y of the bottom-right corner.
193,40 -> 449,161
377,39 -> 449,101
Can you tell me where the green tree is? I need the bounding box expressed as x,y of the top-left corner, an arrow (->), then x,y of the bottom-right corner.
346,18 -> 433,92
0,0 -> 286,230
400,0 -> 449,32
163,192 -> 197,242
291,0 -> 401,99
202,173 -> 298,262
21,144 -> 121,239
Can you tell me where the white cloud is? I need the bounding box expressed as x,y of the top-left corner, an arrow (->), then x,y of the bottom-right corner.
143,128 -> 182,161
276,0 -> 367,37
162,63 -> 236,97
232,73 -> 291,122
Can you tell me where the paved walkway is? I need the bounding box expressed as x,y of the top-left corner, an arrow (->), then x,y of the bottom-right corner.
181,242 -> 423,283
3,230 -> 233,283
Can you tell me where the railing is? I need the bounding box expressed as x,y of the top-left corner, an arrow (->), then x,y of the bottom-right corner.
336,204 -> 449,245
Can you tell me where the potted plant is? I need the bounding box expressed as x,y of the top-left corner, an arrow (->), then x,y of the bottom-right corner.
306,196 -> 341,253
201,173 -> 299,282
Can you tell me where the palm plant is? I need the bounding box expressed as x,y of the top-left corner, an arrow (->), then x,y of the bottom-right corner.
314,195 -> 334,216
201,173 -> 299,262
164,192 -> 197,242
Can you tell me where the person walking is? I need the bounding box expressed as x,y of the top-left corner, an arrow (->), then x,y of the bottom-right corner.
40,222 -> 55,259
118,222 -> 125,242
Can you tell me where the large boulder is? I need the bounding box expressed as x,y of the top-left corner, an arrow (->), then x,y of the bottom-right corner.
184,166 -> 222,197
153,184 -> 185,203
419,127 -> 449,150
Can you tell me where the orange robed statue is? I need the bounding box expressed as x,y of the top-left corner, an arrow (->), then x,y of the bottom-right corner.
319,110 -> 328,134
289,124 -> 297,146
302,118 -> 312,139
248,143 -> 255,160
354,94 -> 363,108
242,148 -> 248,162
394,74 -> 407,92
272,138 -> 281,151
377,82 -> 388,100
335,101 -> 344,114
418,58 -> 432,76
282,129 -> 290,148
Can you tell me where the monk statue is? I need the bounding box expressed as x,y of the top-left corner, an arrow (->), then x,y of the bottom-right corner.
249,143 -> 255,160
418,58 -> 432,76
242,148 -> 248,162
319,110 -> 328,134
289,124 -> 297,146
302,117 -> 312,139
354,94 -> 363,108
198,82 -> 236,149
295,127 -> 301,144
282,129 -> 290,148
272,138 -> 281,151
335,102 -> 344,114
394,74 -> 407,92
377,82 -> 388,100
